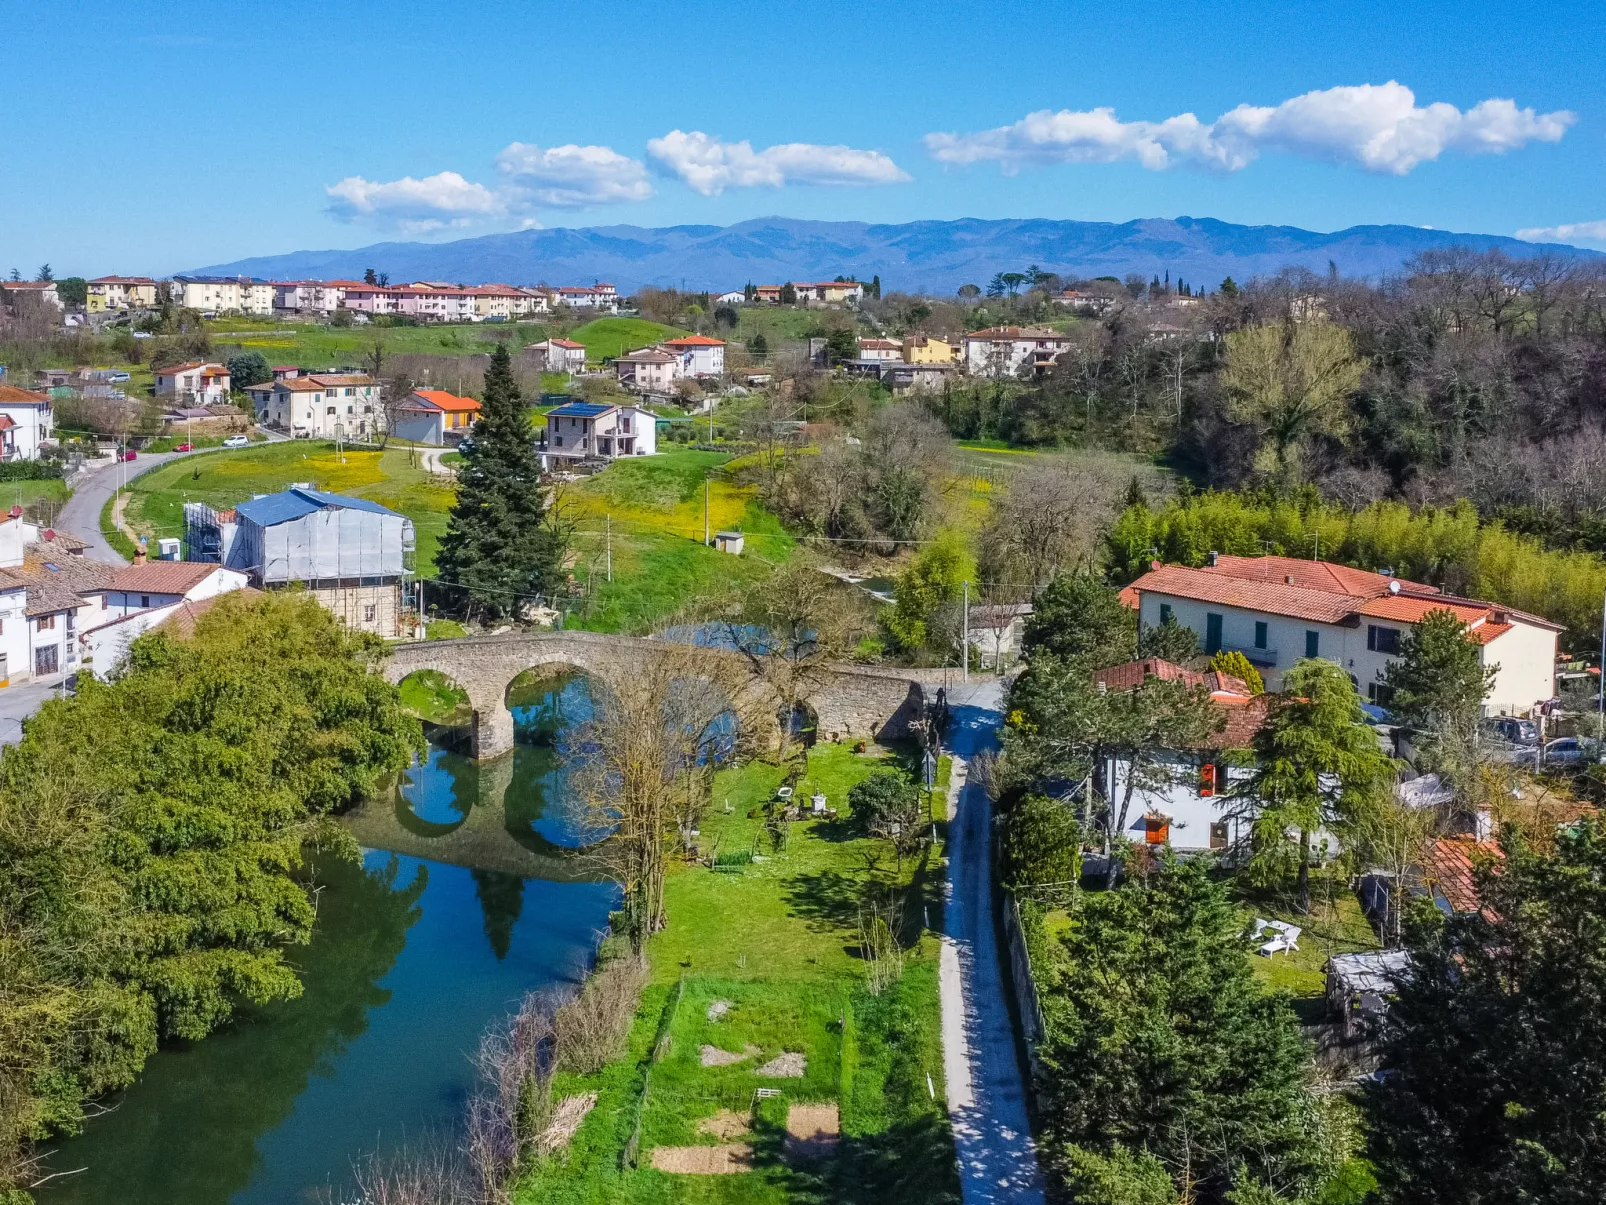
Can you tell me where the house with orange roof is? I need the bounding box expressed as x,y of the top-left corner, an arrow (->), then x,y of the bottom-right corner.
525,338 -> 587,374
154,362 -> 232,406
1091,655 -> 1278,857
0,385 -> 56,460
253,372 -> 381,438
392,389 -> 481,446
86,276 -> 159,313
1123,553 -> 1560,715
660,333 -> 726,376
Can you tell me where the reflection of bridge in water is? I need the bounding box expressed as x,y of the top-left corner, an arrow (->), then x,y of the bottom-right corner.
344,711 -> 605,883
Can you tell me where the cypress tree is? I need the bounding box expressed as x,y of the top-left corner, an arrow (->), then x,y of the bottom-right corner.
436,344 -> 565,620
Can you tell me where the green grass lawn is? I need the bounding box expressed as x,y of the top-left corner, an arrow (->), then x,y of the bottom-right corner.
119,441 -> 456,572
561,450 -> 795,634
1238,875 -> 1382,1012
209,320 -> 554,364
568,317 -> 689,362
0,477 -> 70,527
396,668 -> 471,724
516,741 -> 959,1205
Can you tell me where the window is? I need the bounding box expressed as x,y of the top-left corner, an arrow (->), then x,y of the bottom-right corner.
36,614 -> 54,632
1367,625 -> 1401,654
1199,762 -> 1217,797
34,645 -> 57,676
1368,682 -> 1397,707
1205,612 -> 1223,654
1159,602 -> 1172,624
140,595 -> 150,608
1254,620 -> 1268,650
1305,630 -> 1320,658
1210,821 -> 1230,851
364,604 -> 376,622
1143,815 -> 1170,845
326,406 -> 336,415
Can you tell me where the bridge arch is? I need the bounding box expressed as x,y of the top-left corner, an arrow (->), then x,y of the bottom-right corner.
385,631 -> 947,761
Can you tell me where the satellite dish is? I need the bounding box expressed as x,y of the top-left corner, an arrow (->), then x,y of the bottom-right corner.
1389,580 -> 1401,595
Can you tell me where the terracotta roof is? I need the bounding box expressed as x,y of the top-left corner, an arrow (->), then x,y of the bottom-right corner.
541,339 -> 586,350
305,373 -> 374,388
1093,658 -> 1268,747
662,335 -> 726,347
37,530 -> 87,553
858,339 -> 903,350
0,386 -> 50,405
156,587 -> 264,638
1095,658 -> 1207,691
107,561 -> 224,594
1128,563 -> 1363,624
1215,693 -> 1274,747
0,546 -> 115,616
0,281 -> 55,290
89,275 -> 158,285
276,378 -> 326,393
1210,554 -> 1436,597
618,349 -> 677,364
1420,837 -> 1502,915
408,389 -> 480,412
966,326 -> 1069,340
1354,595 -> 1489,624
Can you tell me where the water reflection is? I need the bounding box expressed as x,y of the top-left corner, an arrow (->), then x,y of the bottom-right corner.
37,672 -> 619,1205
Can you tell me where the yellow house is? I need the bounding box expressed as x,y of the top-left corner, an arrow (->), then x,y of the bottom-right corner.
903,335 -> 955,364
86,276 -> 159,313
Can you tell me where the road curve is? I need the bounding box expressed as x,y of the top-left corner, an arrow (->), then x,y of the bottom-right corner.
57,430 -> 289,565
940,678 -> 1046,1203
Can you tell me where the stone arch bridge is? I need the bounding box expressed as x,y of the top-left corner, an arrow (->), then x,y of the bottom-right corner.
385,630 -> 954,759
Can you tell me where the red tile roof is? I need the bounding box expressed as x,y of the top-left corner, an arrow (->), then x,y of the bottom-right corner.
108,561 -> 226,594
662,335 -> 726,347
1208,554 -> 1435,596
408,389 -> 480,412
1093,658 -> 1269,747
1128,563 -> 1363,624
1421,837 -> 1502,915
0,386 -> 50,405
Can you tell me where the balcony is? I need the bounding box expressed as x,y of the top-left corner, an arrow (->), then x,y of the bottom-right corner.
1222,642 -> 1277,668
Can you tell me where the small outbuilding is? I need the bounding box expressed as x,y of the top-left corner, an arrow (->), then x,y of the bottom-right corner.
713,531 -> 744,555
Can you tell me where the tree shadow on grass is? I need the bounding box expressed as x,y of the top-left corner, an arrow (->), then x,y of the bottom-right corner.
783,868 -> 869,938
835,1115 -> 963,1205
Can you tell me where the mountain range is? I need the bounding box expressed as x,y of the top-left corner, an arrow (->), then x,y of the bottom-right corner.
185,216 -> 1599,295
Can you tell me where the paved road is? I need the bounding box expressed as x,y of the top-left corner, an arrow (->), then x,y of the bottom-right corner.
940,677 -> 1046,1203
58,430 -> 289,566
0,674 -> 69,745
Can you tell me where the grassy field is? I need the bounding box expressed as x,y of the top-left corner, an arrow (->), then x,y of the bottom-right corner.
560,450 -> 795,633
0,477 -> 71,527
118,441 -> 456,572
516,742 -> 958,1205
209,320 -> 554,365
568,317 -> 688,362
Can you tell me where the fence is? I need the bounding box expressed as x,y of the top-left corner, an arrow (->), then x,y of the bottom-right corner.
1001,893 -> 1047,1083
620,976 -> 686,1170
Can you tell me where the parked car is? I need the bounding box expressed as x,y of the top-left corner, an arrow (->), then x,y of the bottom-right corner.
1494,717 -> 1539,746
121,450 -> 136,461
222,435 -> 249,448
1524,737 -> 1606,769
173,442 -> 193,452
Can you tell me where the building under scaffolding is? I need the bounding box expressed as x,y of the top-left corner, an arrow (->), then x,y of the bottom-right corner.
185,487 -> 416,637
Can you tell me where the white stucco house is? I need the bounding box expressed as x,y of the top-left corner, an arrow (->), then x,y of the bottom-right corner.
252,373 -> 382,438
660,335 -> 726,377
526,338 -> 588,374
0,386 -> 55,460
390,389 -> 480,445
962,327 -> 1073,377
77,560 -> 250,679
542,401 -> 657,466
613,348 -> 683,393
1124,554 -> 1561,716
154,362 -> 232,405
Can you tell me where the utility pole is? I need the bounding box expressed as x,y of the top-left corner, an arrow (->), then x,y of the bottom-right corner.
962,579 -> 970,682
1598,587 -> 1605,742
704,477 -> 710,546
606,513 -> 612,582
418,577 -> 426,639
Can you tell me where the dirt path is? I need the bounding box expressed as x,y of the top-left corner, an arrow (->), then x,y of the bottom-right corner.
939,679 -> 1046,1204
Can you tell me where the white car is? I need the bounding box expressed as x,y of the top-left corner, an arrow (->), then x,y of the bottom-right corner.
222,435 -> 250,449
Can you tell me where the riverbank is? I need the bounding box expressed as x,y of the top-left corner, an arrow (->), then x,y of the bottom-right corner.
515,740 -> 959,1204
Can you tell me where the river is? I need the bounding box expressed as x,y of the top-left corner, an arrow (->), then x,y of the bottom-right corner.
38,670 -> 615,1205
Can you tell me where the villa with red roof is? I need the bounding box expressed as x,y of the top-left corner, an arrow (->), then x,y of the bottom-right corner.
526,338 -> 588,374
660,334 -> 725,376
392,389 -> 481,446
1124,553 -> 1560,715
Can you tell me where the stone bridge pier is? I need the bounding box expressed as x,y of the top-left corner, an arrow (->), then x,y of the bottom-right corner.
384,630 -> 950,761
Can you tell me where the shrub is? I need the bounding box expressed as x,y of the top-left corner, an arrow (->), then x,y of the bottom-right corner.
1001,795 -> 1081,888
1209,649 -> 1264,693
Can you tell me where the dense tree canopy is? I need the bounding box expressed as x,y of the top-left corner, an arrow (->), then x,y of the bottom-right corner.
0,592 -> 422,1192
1367,818 -> 1606,1204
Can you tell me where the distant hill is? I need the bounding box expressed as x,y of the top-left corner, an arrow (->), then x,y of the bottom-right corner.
185,216 -> 1599,295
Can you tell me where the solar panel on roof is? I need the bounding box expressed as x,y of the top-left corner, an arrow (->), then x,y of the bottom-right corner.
545,402 -> 614,418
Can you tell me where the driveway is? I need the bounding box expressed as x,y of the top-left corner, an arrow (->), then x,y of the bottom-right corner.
0,674 -> 69,745
939,677 -> 1046,1203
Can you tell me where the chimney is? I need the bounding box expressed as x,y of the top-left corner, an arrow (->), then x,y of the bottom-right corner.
1207,550 -> 1219,567
134,538 -> 148,566
1285,574 -> 1295,585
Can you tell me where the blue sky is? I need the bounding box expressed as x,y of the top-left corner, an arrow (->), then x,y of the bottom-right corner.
5,0 -> 1604,276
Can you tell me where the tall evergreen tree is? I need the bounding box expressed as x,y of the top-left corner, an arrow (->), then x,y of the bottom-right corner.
436,344 -> 565,620
1366,818 -> 1606,1203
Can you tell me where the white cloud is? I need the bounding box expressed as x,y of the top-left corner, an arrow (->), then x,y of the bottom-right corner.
646,130 -> 910,196
926,82 -> 1575,176
1516,219 -> 1606,246
494,142 -> 653,207
326,171 -> 505,233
